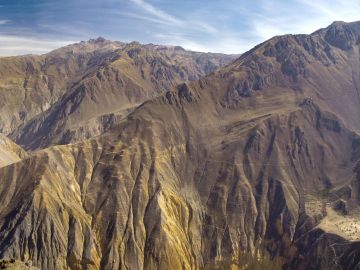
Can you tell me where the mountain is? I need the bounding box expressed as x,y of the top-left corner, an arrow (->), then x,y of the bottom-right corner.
0,38 -> 237,150
1,21 -> 360,270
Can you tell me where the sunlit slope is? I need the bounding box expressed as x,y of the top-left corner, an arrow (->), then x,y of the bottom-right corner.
0,134 -> 27,167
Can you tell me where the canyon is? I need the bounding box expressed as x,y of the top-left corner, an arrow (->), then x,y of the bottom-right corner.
0,21 -> 360,269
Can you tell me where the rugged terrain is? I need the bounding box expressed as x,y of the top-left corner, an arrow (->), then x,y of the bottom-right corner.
0,259 -> 38,270
0,38 -> 236,150
1,21 -> 360,270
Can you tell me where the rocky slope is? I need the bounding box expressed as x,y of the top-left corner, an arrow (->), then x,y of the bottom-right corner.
1,21 -> 360,270
0,134 -> 27,168
0,38 -> 236,150
0,259 -> 38,270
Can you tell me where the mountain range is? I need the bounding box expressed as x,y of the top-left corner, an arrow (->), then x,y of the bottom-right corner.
0,21 -> 360,270
0,38 -> 236,150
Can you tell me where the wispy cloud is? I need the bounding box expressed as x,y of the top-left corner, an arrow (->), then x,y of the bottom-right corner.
248,0 -> 360,43
0,35 -> 74,56
127,0 -> 360,53
128,0 -> 218,34
114,10 -> 180,26
154,33 -> 210,52
298,0 -> 360,23
192,20 -> 218,34
153,33 -> 254,54
0,20 -> 9,25
129,0 -> 182,25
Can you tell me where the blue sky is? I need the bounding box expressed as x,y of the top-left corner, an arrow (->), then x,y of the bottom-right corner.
0,0 -> 359,56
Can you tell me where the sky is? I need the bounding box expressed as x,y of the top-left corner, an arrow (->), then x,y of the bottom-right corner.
0,0 -> 359,56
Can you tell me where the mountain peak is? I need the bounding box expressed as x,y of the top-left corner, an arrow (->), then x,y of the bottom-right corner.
88,36 -> 108,44
315,20 -> 360,50
330,20 -> 348,26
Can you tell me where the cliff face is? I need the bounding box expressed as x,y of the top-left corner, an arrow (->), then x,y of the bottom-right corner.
0,39 -> 236,150
0,21 -> 360,270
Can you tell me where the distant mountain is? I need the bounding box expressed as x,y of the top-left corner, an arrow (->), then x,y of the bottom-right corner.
0,38 -> 237,149
1,21 -> 360,270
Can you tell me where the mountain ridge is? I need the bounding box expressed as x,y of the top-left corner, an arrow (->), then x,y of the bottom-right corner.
0,38 -> 237,150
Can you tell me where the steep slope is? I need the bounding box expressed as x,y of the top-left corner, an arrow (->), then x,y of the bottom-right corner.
0,134 -> 27,168
1,21 -> 360,270
0,39 -> 236,150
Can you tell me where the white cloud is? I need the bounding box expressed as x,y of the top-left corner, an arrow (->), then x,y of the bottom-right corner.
153,33 -> 253,54
128,0 -> 218,34
192,21 -> 218,34
154,33 -> 210,52
126,0 -> 360,53
248,0 -> 360,44
0,35 -> 74,56
296,0 -> 360,25
113,11 -> 180,26
297,0 -> 360,20
129,0 -> 183,25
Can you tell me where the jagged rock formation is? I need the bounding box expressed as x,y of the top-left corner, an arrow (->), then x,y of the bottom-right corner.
1,21 -> 360,270
0,38 -> 236,150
